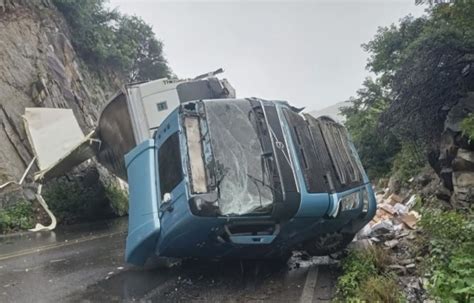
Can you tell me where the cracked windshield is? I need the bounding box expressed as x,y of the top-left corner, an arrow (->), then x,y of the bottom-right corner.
205,100 -> 273,215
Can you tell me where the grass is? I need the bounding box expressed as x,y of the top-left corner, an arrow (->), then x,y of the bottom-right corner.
0,200 -> 35,233
336,245 -> 403,302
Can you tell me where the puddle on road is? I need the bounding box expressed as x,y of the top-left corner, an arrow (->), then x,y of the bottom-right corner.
0,217 -> 128,256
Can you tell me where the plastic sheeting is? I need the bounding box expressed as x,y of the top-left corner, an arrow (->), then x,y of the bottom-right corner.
205,100 -> 273,215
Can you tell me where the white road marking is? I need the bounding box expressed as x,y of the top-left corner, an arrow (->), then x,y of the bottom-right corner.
300,266 -> 319,303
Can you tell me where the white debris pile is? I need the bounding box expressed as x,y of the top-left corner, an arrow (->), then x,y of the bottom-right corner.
359,192 -> 421,242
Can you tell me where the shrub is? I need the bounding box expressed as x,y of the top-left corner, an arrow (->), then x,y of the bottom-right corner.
43,180 -> 113,224
105,185 -> 128,216
461,113 -> 474,142
391,143 -> 425,184
419,209 -> 474,302
336,246 -> 403,301
0,200 -> 35,233
360,274 -> 402,303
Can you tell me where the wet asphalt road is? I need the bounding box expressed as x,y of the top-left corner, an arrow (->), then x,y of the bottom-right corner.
0,218 -> 338,303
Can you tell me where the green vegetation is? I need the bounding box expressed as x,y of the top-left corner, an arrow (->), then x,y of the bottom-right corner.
342,1 -> 474,180
341,2 -> 474,299
461,113 -> 474,142
105,185 -> 128,216
43,180 -> 113,224
53,0 -> 171,81
0,200 -> 35,233
391,143 -> 425,184
43,179 -> 128,224
336,246 -> 402,302
341,78 -> 401,179
419,209 -> 474,302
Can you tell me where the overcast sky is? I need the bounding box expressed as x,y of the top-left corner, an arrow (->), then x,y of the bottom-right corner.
107,0 -> 425,111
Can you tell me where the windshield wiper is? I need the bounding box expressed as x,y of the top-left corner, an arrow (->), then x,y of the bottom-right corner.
246,173 -> 275,191
215,167 -> 228,198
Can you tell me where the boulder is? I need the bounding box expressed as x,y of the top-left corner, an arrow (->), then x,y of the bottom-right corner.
452,171 -> 474,204
434,185 -> 452,202
413,171 -> 433,187
0,183 -> 26,208
452,148 -> 474,171
445,93 -> 474,133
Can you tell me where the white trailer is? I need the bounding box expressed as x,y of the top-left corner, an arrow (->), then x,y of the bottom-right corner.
22,71 -> 235,181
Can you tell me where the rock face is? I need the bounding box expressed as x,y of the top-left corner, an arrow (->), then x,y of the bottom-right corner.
0,0 -> 121,208
436,93 -> 474,206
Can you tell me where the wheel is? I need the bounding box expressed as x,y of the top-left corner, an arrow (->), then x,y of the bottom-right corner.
303,232 -> 355,256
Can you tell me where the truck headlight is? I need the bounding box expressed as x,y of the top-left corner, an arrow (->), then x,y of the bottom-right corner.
339,191 -> 361,211
362,189 -> 369,213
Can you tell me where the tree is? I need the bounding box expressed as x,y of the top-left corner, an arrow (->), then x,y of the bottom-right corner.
114,16 -> 171,81
364,2 -> 474,146
341,78 -> 401,178
53,0 -> 172,81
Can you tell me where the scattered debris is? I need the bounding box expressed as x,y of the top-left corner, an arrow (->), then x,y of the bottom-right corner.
370,220 -> 394,236
399,258 -> 415,265
384,239 -> 399,249
393,203 -> 408,214
405,195 -> 417,209
388,264 -> 406,275
361,190 -> 421,238
348,239 -> 372,251
388,193 -> 403,205
400,212 -> 418,230
355,188 -> 426,302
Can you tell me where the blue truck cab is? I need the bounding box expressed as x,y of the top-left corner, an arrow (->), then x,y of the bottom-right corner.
124,98 -> 376,265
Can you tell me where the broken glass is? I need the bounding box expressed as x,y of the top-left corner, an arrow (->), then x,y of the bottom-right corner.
205,100 -> 273,215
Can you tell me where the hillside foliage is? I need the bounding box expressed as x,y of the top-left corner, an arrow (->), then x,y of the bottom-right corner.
419,209 -> 474,302
53,0 -> 171,81
340,1 -> 474,301
342,0 -> 474,178
340,78 -> 400,179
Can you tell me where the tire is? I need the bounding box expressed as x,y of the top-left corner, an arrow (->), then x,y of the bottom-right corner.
303,232 -> 355,256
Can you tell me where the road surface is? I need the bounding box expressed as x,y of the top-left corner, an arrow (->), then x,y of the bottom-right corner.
0,218 -> 339,302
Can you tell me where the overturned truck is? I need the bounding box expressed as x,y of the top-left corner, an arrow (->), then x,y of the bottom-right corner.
23,72 -> 376,265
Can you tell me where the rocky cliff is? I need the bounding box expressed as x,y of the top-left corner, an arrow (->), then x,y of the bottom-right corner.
436,93 -> 474,207
0,0 -> 121,208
